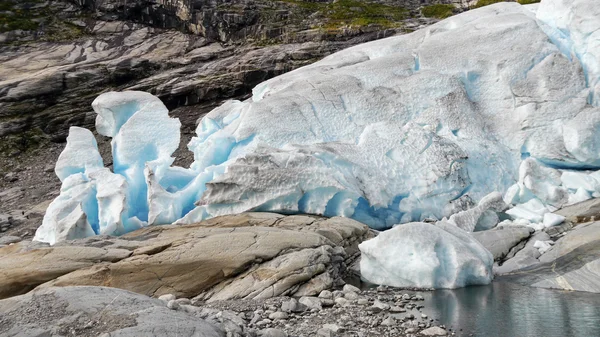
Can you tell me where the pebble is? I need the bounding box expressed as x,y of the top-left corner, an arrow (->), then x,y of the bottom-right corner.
269,311 -> 289,320
175,298 -> 191,305
380,316 -> 396,326
299,296 -> 322,310
159,294 -> 176,302
344,291 -> 359,300
334,297 -> 350,307
316,328 -> 334,337
166,300 -> 180,310
420,326 -> 448,336
259,328 -> 288,337
342,284 -> 361,293
318,290 -> 333,299
372,300 -> 390,311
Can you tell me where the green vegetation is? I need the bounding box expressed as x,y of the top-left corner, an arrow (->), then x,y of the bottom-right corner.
473,0 -> 540,8
0,0 -> 40,33
281,0 -> 408,30
421,4 -> 455,19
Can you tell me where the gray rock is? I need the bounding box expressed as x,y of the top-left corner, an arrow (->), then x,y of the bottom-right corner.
299,296 -> 322,310
318,290 -> 333,299
4,173 -> 18,182
495,232 -> 549,274
381,316 -> 396,326
268,311 -> 288,320
0,235 -> 22,245
159,294 -> 177,302
342,284 -> 361,293
556,198 -> 600,223
472,227 -> 532,260
420,326 -> 448,336
0,286 -> 223,337
322,324 -> 341,332
281,298 -> 306,313
500,221 -> 600,292
335,297 -> 350,307
344,291 -> 359,300
259,328 -> 288,337
372,300 -> 390,311
317,328 -> 334,337
167,299 -> 180,310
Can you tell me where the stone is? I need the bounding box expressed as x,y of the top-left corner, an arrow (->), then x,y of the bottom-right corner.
299,296 -> 322,310
175,298 -> 191,305
259,328 -> 288,337
167,299 -> 180,310
381,316 -> 396,326
420,326 -> 448,336
322,324 -> 341,332
342,284 -> 361,293
0,213 -> 370,301
372,300 -> 390,311
0,236 -> 21,245
268,311 -> 288,320
0,286 -> 223,336
472,227 -> 532,260
317,328 -> 334,337
4,173 -> 18,182
281,298 -> 303,313
159,294 -> 176,302
344,291 -> 359,301
318,290 -> 333,299
335,297 -> 350,307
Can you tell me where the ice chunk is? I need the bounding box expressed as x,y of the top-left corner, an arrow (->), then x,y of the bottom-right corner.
543,213 -> 565,228
448,192 -> 506,232
55,127 -> 103,182
561,171 -> 600,192
33,174 -> 97,245
533,240 -> 554,254
567,187 -> 592,205
359,222 -> 493,289
505,198 -> 548,223
516,158 -> 568,207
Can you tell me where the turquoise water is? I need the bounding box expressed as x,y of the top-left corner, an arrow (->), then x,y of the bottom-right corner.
419,282 -> 600,337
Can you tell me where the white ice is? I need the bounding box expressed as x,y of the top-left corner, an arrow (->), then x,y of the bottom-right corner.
359,221 -> 493,289
35,0 -> 600,246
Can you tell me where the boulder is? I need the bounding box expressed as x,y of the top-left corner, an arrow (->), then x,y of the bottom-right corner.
0,286 -> 223,337
0,213 -> 370,301
555,198 -> 600,224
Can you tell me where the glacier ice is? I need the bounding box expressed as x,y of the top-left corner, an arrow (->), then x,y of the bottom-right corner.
34,0 -> 600,245
359,222 -> 493,289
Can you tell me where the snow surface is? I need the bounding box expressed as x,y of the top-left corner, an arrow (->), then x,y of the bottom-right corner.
35,0 -> 600,247
359,222 -> 493,289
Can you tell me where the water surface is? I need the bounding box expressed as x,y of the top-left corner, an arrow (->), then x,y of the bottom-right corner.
419,282 -> 600,337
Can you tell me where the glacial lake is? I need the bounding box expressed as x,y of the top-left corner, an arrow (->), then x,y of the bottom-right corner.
418,282 -> 600,337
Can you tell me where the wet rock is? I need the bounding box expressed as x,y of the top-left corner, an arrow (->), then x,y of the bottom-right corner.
420,326 -> 448,336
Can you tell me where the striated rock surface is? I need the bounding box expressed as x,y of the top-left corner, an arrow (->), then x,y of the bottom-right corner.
0,286 -> 224,337
0,212 -> 371,300
499,221 -> 600,292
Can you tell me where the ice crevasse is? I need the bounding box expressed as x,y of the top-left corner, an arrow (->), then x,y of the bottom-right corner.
34,0 -> 600,270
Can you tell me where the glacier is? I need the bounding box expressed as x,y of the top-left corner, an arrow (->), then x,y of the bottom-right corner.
35,0 -> 600,261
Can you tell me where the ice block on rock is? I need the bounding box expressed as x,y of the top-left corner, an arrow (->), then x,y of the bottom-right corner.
359,222 -> 493,289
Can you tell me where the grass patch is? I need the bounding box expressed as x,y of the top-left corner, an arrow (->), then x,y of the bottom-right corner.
280,0 -> 408,29
421,4 -> 455,19
473,0 -> 540,8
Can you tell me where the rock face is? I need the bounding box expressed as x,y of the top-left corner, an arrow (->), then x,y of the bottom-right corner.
0,213 -> 371,300
471,226 -> 532,260
499,221 -> 600,292
0,286 -> 224,337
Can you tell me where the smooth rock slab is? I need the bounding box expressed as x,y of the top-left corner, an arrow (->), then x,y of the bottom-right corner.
472,227 -> 532,260
0,213 -> 370,301
500,221 -> 600,292
0,286 -> 223,337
